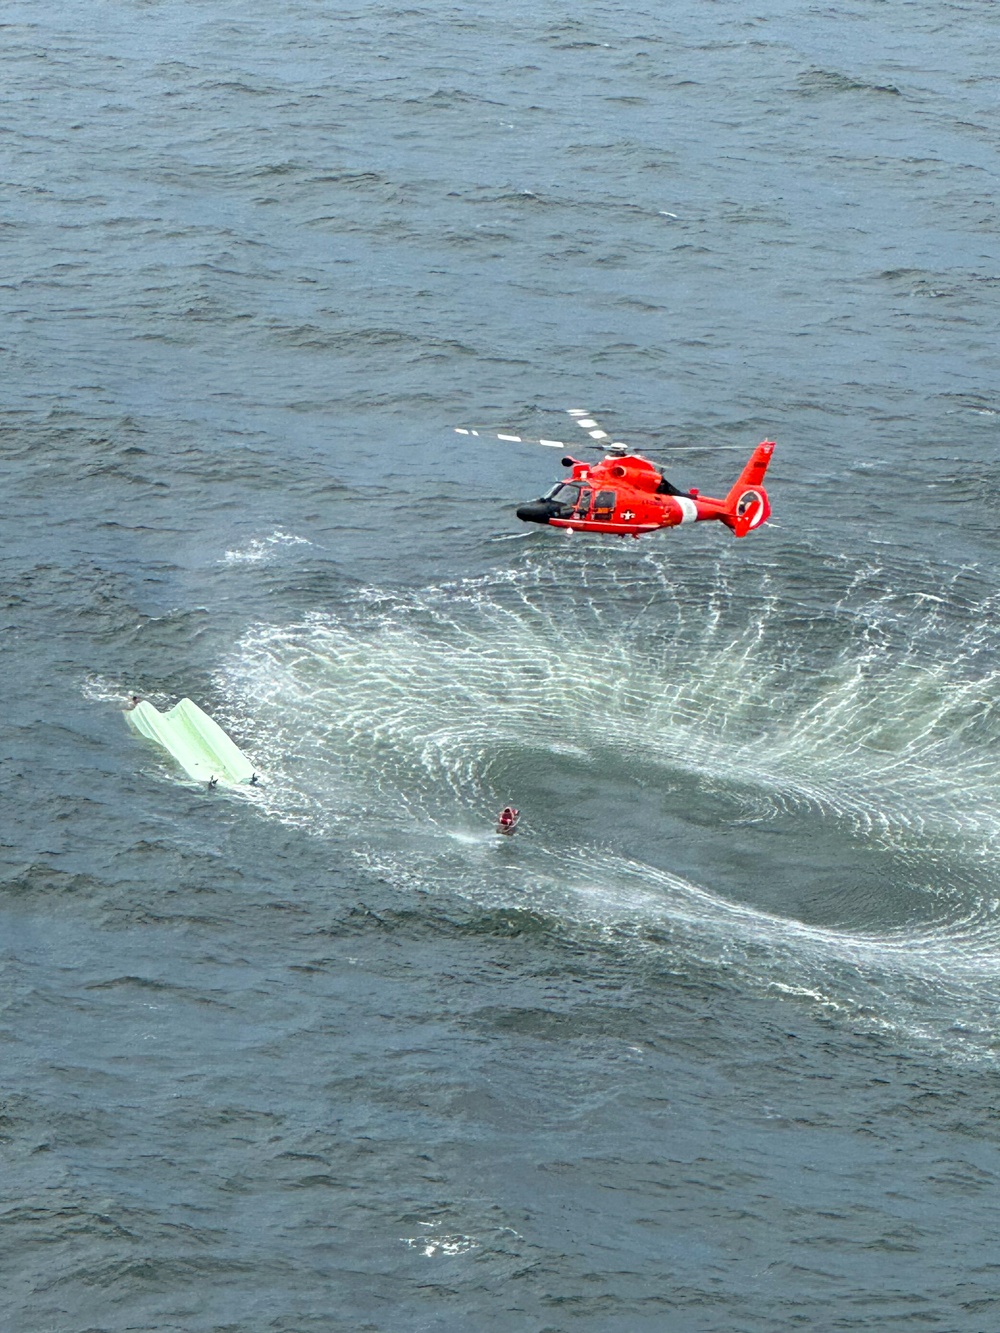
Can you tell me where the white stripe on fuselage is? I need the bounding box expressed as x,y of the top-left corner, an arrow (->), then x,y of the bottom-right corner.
675,496 -> 698,524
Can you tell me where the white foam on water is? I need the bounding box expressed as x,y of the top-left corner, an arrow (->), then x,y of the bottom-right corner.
82,675 -> 133,706
217,551 -> 1000,1058
221,529 -> 312,566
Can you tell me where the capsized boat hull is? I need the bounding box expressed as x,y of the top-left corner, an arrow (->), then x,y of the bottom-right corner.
126,698 -> 255,786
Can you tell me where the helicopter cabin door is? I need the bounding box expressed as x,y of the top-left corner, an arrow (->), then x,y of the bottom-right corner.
576,488 -> 592,518
592,489 -> 616,521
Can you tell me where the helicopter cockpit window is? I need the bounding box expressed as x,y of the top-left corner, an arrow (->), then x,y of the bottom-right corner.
544,483 -> 581,506
593,489 -> 616,520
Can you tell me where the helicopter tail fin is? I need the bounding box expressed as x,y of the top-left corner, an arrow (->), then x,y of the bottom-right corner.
723,440 -> 775,536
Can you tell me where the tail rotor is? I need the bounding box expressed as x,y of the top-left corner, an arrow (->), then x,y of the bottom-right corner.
723,441 -> 775,536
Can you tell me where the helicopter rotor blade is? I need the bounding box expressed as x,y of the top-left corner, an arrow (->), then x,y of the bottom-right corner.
568,409 -> 636,454
567,408 -> 625,448
567,407 -> 610,440
567,411 -> 763,455
455,424 -> 753,456
454,428 -> 571,449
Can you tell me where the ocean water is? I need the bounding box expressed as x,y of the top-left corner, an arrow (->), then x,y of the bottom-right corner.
3,1 -> 1000,1329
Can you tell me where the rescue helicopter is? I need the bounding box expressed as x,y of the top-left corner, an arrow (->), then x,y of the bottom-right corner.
456,409 -> 775,539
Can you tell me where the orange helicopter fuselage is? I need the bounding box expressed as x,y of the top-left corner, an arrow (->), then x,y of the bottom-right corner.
516,442 -> 775,539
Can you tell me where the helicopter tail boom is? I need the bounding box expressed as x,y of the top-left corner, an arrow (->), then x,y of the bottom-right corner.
721,440 -> 775,537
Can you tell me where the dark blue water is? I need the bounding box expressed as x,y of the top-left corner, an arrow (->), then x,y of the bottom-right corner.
4,2 -> 1000,1329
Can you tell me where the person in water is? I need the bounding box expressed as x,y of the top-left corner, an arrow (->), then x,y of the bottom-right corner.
497,806 -> 519,835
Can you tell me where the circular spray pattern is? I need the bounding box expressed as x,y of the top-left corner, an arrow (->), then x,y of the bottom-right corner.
219,545 -> 1000,1058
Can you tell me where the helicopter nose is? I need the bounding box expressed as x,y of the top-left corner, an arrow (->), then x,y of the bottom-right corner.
516,500 -> 557,525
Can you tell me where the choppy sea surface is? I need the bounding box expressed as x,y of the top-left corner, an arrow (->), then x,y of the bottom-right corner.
3,2 -> 1000,1329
